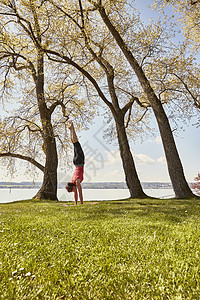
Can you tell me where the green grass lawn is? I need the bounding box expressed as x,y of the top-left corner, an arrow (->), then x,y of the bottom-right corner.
0,198 -> 200,299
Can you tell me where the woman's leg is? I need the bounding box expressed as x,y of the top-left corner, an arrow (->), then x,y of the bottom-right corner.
69,121 -> 85,165
73,142 -> 85,166
69,121 -> 78,144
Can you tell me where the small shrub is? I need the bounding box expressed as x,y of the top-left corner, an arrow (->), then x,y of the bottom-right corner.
191,172 -> 200,196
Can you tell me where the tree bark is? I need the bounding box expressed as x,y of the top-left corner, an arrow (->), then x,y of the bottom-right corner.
33,119 -> 58,200
106,70 -> 147,198
33,49 -> 58,200
147,94 -> 194,198
98,6 -> 195,198
115,114 -> 147,198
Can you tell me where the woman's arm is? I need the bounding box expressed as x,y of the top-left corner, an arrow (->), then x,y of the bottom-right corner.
76,179 -> 83,204
74,187 -> 78,205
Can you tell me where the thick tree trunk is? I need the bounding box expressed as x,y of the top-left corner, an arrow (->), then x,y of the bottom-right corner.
33,120 -> 58,200
106,68 -> 146,198
99,7 -> 195,198
115,115 -> 147,198
131,70 -> 194,198
33,49 -> 58,200
148,95 -> 194,198
33,164 -> 58,200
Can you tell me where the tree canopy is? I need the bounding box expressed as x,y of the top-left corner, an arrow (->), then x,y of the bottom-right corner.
0,0 -> 96,199
0,0 -> 199,199
153,0 -> 200,51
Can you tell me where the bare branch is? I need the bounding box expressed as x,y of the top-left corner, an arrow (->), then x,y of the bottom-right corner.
78,0 -> 85,28
122,97 -> 135,115
125,104 -> 132,128
0,51 -> 37,82
0,152 -> 44,172
45,49 -> 115,114
78,0 -> 113,74
49,100 -> 69,118
12,116 -> 42,133
132,108 -> 149,127
47,0 -> 82,29
172,73 -> 200,108
1,1 -> 41,48
116,86 -> 150,109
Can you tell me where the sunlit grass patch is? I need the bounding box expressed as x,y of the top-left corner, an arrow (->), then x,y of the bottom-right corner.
0,198 -> 200,299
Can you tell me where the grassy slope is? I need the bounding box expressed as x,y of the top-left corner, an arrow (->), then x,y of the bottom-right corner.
0,198 -> 200,299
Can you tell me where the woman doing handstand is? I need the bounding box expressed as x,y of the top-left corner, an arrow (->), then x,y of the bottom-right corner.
66,121 -> 85,205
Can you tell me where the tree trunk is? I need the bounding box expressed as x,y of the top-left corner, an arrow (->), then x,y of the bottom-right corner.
33,49 -> 58,200
33,161 -> 58,200
148,94 -> 194,198
130,67 -> 194,198
106,68 -> 146,198
115,115 -> 147,198
98,7 -> 195,198
33,120 -> 58,200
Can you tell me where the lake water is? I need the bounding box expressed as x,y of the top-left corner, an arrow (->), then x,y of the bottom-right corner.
0,188 -> 175,203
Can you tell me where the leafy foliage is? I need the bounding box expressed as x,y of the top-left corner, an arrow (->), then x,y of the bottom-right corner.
153,0 -> 200,50
0,0 -> 97,179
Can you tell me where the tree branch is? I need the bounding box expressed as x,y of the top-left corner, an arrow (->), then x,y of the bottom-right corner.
45,49 -> 115,115
47,0 -> 82,30
0,152 -> 44,172
78,0 -> 121,113
122,96 -> 136,115
49,100 -> 69,118
132,108 -> 149,127
78,0 -> 113,74
172,73 -> 200,108
125,104 -> 132,128
0,51 -> 37,83
12,116 -> 42,133
116,86 -> 150,109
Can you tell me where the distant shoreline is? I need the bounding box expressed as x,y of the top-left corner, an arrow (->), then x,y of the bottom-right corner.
0,181 -> 180,190
0,187 -> 173,189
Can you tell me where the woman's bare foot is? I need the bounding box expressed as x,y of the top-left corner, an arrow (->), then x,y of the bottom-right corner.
68,120 -> 73,129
